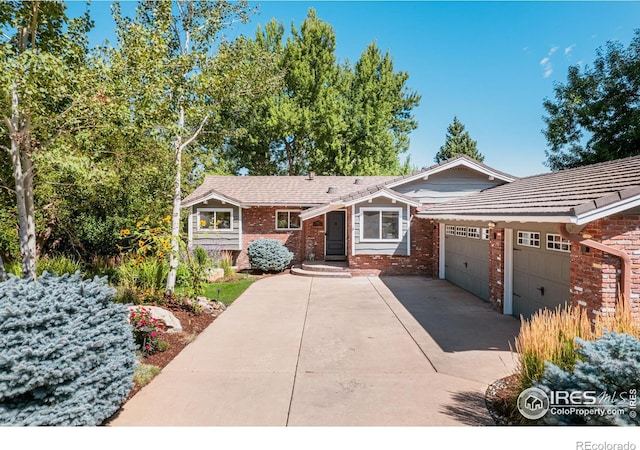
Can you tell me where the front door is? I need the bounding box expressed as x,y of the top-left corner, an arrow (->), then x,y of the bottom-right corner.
325,211 -> 346,260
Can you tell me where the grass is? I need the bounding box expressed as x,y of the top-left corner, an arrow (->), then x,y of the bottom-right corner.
202,276 -> 256,305
175,273 -> 257,306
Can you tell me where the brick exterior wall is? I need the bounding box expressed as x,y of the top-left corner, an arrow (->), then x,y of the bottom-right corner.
236,206 -> 303,270
569,214 -> 640,319
302,216 -> 325,261
348,207 -> 437,276
488,228 -> 505,313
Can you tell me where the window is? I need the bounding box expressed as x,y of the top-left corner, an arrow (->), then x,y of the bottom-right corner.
361,208 -> 401,241
546,233 -> 571,252
198,208 -> 232,231
481,228 -> 490,240
467,227 -> 480,239
445,225 -> 456,235
517,231 -> 541,247
455,226 -> 467,237
276,210 -> 301,230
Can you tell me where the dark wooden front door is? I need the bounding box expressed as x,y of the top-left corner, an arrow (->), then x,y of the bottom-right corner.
325,211 -> 346,260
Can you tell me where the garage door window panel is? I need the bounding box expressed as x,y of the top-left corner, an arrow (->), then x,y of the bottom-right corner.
517,231 -> 540,247
546,233 -> 571,252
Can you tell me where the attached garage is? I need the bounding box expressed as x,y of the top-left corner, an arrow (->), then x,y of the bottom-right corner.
443,224 -> 490,301
511,225 -> 571,319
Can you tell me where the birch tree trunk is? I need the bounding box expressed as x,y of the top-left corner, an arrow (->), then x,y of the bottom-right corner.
165,119 -> 183,294
0,254 -> 6,281
7,84 -> 37,280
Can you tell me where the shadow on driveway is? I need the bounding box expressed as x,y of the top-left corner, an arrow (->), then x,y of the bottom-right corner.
380,276 -> 521,354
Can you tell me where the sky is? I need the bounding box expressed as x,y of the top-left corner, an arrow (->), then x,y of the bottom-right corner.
66,1 -> 640,177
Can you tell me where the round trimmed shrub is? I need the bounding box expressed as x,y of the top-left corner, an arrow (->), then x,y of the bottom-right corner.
0,272 -> 137,426
247,239 -> 294,272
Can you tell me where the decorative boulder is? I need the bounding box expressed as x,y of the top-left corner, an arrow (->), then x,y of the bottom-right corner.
205,268 -> 225,283
127,305 -> 182,333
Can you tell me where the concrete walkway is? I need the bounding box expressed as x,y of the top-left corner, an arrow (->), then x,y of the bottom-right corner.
109,276 -> 520,426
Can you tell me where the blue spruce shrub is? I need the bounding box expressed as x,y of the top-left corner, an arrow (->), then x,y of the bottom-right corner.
536,332 -> 640,426
247,239 -> 294,272
0,272 -> 137,425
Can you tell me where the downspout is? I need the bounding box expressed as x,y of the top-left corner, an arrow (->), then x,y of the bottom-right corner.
557,223 -> 631,302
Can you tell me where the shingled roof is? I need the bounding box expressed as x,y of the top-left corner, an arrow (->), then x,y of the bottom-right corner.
181,154 -> 517,210
181,175 -> 397,207
418,155 -> 640,224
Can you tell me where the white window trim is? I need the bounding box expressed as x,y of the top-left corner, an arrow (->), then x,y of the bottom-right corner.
517,230 -> 541,248
445,225 -> 455,235
275,209 -> 302,230
481,228 -> 490,240
546,233 -> 571,252
359,206 -> 403,243
455,226 -> 467,237
196,208 -> 234,232
467,227 -> 480,239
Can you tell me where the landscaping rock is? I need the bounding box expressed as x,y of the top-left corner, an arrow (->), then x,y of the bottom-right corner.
195,296 -> 226,314
128,305 -> 183,334
205,268 -> 224,283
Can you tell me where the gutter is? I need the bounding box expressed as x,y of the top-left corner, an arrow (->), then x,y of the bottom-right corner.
557,223 -> 632,303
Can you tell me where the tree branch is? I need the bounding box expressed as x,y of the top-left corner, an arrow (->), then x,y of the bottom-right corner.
180,113 -> 210,151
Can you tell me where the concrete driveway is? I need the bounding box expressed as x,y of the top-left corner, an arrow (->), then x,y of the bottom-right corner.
109,276 -> 520,426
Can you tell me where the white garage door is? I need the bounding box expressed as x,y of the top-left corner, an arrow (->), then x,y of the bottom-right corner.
512,230 -> 571,319
444,225 -> 489,301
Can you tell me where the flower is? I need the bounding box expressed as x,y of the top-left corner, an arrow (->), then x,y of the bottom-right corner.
200,219 -> 207,227
136,221 -> 143,228
120,229 -> 131,235
138,240 -> 145,247
162,215 -> 171,223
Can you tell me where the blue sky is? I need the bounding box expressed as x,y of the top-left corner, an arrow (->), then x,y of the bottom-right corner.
68,1 -> 640,177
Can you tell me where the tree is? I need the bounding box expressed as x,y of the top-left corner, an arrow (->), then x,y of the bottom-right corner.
0,1 -> 94,279
434,117 -> 484,163
543,30 -> 640,170
226,9 -> 420,176
111,1 -> 280,293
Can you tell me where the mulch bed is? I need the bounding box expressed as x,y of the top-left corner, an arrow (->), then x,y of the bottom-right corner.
485,373 -> 524,425
124,301 -> 217,402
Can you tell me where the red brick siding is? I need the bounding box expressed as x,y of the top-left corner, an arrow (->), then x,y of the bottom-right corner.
488,228 -> 505,313
236,206 -> 303,270
302,216 -> 325,261
348,207 -> 436,276
570,215 -> 640,319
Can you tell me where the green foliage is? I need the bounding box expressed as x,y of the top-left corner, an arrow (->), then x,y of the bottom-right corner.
0,273 -> 136,425
133,364 -> 161,387
36,255 -> 84,277
184,245 -> 212,298
543,30 -> 640,170
226,8 -> 420,176
536,332 -> 640,425
434,117 -> 484,163
129,307 -> 168,356
218,250 -> 235,278
116,258 -> 169,297
248,239 -> 293,272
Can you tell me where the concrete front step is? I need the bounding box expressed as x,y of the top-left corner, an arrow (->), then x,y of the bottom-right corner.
301,262 -> 350,272
291,266 -> 352,278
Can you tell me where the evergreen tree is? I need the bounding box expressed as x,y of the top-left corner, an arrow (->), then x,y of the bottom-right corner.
434,117 -> 484,163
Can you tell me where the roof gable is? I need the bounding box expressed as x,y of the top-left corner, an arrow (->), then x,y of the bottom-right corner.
418,155 -> 640,224
385,155 -> 516,190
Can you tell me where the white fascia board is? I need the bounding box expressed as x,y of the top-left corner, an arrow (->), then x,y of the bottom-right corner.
299,203 -> 345,221
342,190 -> 421,208
181,191 -> 242,208
386,159 -> 515,189
416,213 -> 576,224
574,194 -> 640,225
